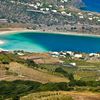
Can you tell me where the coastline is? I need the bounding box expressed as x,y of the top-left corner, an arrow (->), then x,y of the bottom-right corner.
1,28 -> 100,53
0,28 -> 100,38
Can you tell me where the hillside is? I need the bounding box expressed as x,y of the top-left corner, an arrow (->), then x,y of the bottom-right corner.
21,91 -> 100,100
0,53 -> 68,83
0,0 -> 100,100
2,62 -> 68,83
0,0 -> 100,34
0,52 -> 100,100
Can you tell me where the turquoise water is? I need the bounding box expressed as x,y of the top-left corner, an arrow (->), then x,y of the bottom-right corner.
0,32 -> 100,53
81,0 -> 100,12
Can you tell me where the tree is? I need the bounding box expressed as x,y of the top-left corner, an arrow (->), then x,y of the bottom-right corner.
55,67 -> 74,81
12,95 -> 20,100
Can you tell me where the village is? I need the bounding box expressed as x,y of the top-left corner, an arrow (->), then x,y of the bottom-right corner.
0,48 -> 100,66
0,48 -> 100,83
0,0 -> 100,35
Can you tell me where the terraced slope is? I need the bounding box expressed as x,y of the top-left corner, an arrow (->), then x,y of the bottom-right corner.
0,62 -> 68,83
21,91 -> 100,100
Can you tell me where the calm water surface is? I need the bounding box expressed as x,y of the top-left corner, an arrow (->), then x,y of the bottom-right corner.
0,32 -> 100,53
82,0 -> 100,12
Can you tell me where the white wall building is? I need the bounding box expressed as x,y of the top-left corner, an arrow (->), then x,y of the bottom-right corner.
74,54 -> 82,58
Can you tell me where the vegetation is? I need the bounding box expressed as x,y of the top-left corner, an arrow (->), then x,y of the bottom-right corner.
0,53 -> 100,99
55,67 -> 74,81
0,53 -> 37,67
0,79 -> 100,99
0,0 -> 100,34
0,52 -> 100,82
0,80 -> 41,100
21,91 -> 73,100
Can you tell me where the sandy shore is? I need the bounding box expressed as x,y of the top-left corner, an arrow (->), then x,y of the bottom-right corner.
0,28 -> 100,38
0,40 -> 5,45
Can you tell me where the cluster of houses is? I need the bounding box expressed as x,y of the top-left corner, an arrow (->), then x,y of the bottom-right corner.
49,51 -> 100,59
10,0 -> 99,22
1,48 -> 100,66
49,51 -> 100,66
0,47 -> 100,60
50,51 -> 83,58
1,0 -> 99,30
10,0 -> 69,13
25,1 -> 100,26
78,12 -> 100,23
0,19 -> 8,23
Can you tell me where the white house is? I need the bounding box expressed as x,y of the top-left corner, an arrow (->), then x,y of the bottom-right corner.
88,13 -> 93,16
34,5 -> 38,9
66,13 -> 72,16
61,52 -> 66,55
69,63 -> 76,66
78,12 -> 83,15
79,16 -> 84,19
61,11 -> 66,15
28,4 -> 34,7
52,10 -> 57,13
36,2 -> 41,7
17,52 -> 24,56
10,1 -> 15,3
88,17 -> 93,20
40,8 -> 44,11
74,54 -> 82,58
49,5 -> 52,8
45,8 -> 49,11
59,5 -> 64,9
66,51 -> 73,56
59,60 -> 64,64
52,52 -> 59,55
89,53 -> 100,57
98,19 -> 100,22
0,19 -> 8,23
64,0 -> 68,2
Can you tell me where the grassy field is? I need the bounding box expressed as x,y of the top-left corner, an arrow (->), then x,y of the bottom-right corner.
59,58 -> 100,81
20,91 -> 100,100
0,52 -> 100,82
0,62 -> 68,83
38,63 -> 100,81
0,53 -> 100,100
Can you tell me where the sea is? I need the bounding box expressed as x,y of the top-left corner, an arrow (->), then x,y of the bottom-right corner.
0,32 -> 100,53
81,0 -> 100,12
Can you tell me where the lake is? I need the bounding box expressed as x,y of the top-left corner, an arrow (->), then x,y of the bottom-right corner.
0,32 -> 100,53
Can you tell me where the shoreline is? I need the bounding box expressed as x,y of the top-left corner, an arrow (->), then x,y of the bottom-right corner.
1,28 -> 100,53
0,40 -> 5,45
0,28 -> 100,38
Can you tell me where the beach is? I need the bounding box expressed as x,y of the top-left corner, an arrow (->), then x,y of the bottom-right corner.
0,40 -> 5,45
0,28 -> 100,38
1,28 -> 100,53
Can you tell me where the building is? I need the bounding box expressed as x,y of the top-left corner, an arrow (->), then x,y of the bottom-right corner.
74,54 -> 82,58
69,63 -> 76,67
66,51 -> 74,56
0,19 -> 8,23
89,53 -> 100,57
